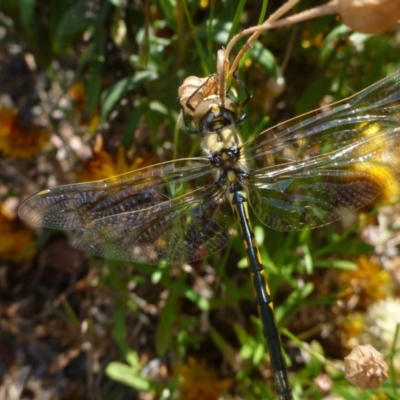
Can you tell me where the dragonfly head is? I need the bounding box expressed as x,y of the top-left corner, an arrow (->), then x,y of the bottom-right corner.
193,96 -> 242,133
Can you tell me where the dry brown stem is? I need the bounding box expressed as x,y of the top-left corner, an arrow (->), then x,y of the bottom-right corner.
224,0 -> 339,82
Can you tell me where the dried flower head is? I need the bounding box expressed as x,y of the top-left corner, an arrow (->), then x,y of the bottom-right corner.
337,0 -> 400,34
178,75 -> 219,116
344,344 -> 388,389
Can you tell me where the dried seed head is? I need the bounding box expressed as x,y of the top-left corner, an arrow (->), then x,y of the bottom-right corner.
178,75 -> 219,116
337,0 -> 400,34
344,344 -> 389,389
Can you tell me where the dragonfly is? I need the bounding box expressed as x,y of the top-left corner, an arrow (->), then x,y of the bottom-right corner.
19,71 -> 400,400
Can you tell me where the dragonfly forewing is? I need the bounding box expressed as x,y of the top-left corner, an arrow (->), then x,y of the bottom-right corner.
241,71 -> 400,231
19,158 -> 235,264
72,184 -> 231,264
19,158 -> 211,229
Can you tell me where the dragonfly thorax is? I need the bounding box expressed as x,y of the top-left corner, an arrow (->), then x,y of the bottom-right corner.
202,126 -> 242,160
202,126 -> 248,189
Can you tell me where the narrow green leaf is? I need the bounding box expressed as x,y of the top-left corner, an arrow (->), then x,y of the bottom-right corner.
209,326 -> 236,367
227,0 -> 245,42
314,260 -> 357,270
275,282 -> 314,323
155,291 -> 177,355
126,350 -> 140,369
85,63 -> 102,116
253,341 -> 265,365
106,362 -> 152,390
302,244 -> 313,274
122,101 -> 148,149
101,70 -> 157,122
57,3 -> 94,37
17,0 -> 35,30
251,41 -> 279,77
319,24 -> 351,65
108,0 -> 123,6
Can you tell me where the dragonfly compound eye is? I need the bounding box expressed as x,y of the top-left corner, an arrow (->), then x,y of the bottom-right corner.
194,97 -> 241,133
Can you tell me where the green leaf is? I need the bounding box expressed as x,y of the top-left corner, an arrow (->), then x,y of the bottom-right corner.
122,101 -> 148,148
106,362 -> 152,390
126,350 -> 140,368
112,302 -> 130,356
320,24 -> 351,64
101,70 -> 157,122
184,288 -> 209,310
302,244 -> 313,274
155,290 -> 177,355
227,0 -> 245,42
253,341 -> 265,365
17,0 -> 35,30
209,326 -> 236,367
251,41 -> 279,77
314,260 -> 357,270
57,3 -> 95,37
85,63 -> 102,116
275,282 -> 314,323
108,0 -> 123,6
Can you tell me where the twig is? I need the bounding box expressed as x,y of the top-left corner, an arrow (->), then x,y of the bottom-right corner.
224,0 -> 339,82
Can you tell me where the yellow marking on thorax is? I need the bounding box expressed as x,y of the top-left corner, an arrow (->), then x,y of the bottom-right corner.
203,126 -> 242,153
226,170 -> 237,183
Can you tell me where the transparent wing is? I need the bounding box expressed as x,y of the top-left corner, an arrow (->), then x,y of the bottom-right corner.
19,158 -> 212,229
19,158 -> 231,264
243,71 -> 400,231
73,185 -> 230,265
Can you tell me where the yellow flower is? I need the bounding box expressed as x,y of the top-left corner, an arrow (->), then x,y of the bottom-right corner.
341,312 -> 365,349
199,0 -> 209,9
350,122 -> 400,206
68,81 -> 101,132
339,255 -> 391,311
76,137 -> 154,182
0,199 -> 36,263
0,107 -> 49,159
175,357 -> 233,400
368,393 -> 389,400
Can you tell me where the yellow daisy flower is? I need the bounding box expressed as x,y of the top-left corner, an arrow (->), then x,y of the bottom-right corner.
175,357 -> 233,400
341,312 -> 365,349
0,107 -> 49,159
68,81 -> 101,133
339,255 -> 391,311
350,122 -> 400,205
0,199 -> 36,263
76,137 -> 154,182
